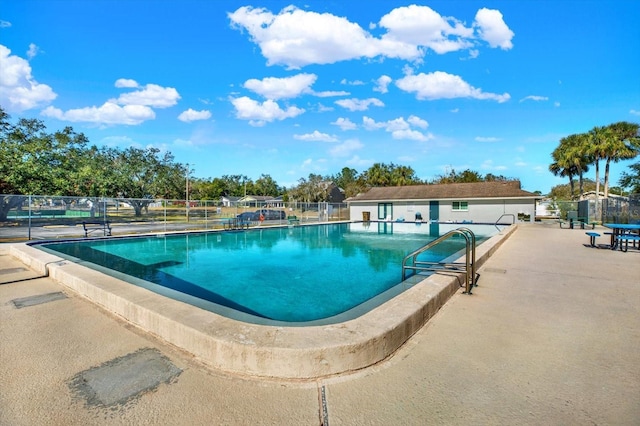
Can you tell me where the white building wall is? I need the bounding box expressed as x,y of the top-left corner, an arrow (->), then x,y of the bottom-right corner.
349,199 -> 536,223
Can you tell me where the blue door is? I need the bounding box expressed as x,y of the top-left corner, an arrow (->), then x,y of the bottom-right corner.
429,201 -> 439,221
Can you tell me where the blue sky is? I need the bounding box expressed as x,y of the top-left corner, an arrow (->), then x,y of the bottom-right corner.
1,0 -> 639,194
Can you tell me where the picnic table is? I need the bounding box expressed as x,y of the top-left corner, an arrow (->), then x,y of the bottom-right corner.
604,223 -> 640,252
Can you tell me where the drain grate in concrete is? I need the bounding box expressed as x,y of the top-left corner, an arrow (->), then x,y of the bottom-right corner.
0,267 -> 28,275
11,292 -> 67,308
69,347 -> 182,408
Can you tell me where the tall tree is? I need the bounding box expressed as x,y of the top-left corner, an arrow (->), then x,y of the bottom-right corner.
563,133 -> 591,198
456,169 -> 483,183
587,125 -> 612,213
332,167 -> 364,198
220,175 -> 252,197
363,163 -> 392,187
0,108 -> 90,220
604,121 -> 640,198
107,147 -> 186,216
619,161 -> 640,194
550,138 -> 580,199
254,174 -> 280,196
390,165 -> 421,186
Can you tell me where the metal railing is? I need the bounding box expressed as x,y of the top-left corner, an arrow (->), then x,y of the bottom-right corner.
0,194 -> 349,242
402,227 -> 478,294
494,213 -> 515,231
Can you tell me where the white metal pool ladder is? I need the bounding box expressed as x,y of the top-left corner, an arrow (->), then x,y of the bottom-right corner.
401,227 -> 479,294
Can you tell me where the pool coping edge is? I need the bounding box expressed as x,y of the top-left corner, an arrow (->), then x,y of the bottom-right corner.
8,224 -> 517,380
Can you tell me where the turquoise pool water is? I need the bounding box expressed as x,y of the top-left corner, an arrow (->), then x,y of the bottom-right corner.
37,222 -> 498,325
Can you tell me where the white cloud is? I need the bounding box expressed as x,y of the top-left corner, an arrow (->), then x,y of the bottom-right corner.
396,71 -> 510,103
520,95 -> 548,102
178,108 -> 212,122
363,115 -> 433,141
630,109 -> 640,116
331,117 -> 357,130
475,136 -> 501,142
474,8 -> 514,50
0,20 -> 11,28
293,130 -> 338,142
115,78 -> 139,88
329,138 -> 364,157
42,102 -> 155,125
41,79 -> 178,125
230,96 -> 304,126
363,116 -> 385,130
374,75 -> 392,93
335,97 -> 384,111
0,44 -> 57,112
316,103 -> 334,112
391,129 -> 432,141
244,73 -> 316,99
341,79 -> 365,86
378,5 -> 473,54
26,43 -> 40,59
243,73 -> 348,99
407,115 -> 428,128
229,5 -> 512,68
313,90 -> 350,98
229,6 -> 392,68
116,83 -> 180,108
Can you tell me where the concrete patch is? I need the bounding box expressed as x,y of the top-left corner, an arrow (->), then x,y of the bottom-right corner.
68,347 -> 181,408
0,267 -> 27,275
11,291 -> 67,308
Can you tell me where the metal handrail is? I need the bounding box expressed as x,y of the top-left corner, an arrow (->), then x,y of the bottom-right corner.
494,214 -> 515,231
402,227 -> 478,294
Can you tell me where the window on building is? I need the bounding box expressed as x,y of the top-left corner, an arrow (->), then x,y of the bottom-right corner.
452,201 -> 468,211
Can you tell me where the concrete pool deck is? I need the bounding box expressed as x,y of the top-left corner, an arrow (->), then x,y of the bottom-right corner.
1,223 -> 639,424
3,224 -> 516,379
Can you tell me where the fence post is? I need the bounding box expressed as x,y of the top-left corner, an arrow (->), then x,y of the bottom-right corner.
28,194 -> 32,240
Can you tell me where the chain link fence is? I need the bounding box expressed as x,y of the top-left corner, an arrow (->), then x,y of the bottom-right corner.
0,194 -> 349,242
531,193 -> 640,225
602,194 -> 640,224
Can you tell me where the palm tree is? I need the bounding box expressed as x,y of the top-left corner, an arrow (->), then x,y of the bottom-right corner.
587,125 -> 615,217
550,136 -> 587,199
564,133 -> 591,198
604,122 -> 640,198
550,145 -> 576,198
390,165 -> 419,186
364,163 -> 392,187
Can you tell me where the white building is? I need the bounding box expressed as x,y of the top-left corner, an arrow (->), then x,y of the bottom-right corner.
347,181 -> 540,224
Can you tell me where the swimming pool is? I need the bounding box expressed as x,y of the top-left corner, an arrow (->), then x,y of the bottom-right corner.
37,222 -> 499,325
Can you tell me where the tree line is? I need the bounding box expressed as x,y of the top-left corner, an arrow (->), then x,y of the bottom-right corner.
5,106 -> 639,221
1,107 -> 517,216
549,121 -> 640,199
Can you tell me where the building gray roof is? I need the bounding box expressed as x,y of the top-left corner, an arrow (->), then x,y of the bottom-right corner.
348,181 -> 539,202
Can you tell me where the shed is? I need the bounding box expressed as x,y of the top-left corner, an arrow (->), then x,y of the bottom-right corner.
347,181 -> 539,223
